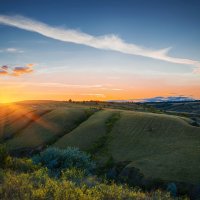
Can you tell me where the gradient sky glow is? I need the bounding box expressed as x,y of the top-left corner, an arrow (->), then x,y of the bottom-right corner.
0,0 -> 200,103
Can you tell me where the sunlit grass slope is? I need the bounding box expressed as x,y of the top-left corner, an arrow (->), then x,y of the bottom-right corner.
54,110 -> 116,150
0,105 -> 35,140
6,108 -> 88,150
1,110 -> 51,140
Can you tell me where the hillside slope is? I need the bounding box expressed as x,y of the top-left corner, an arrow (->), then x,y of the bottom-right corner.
1,102 -> 200,185
5,108 -> 88,151
55,110 -> 200,184
107,111 -> 200,184
54,110 -> 117,150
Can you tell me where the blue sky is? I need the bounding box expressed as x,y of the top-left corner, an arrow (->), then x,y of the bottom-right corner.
0,0 -> 200,102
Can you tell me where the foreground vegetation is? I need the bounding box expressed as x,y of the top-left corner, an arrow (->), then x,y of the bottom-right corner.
0,146 -> 179,200
0,101 -> 200,199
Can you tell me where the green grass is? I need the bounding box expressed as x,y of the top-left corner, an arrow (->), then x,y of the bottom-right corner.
1,110 -> 51,141
1,101 -> 200,185
5,108 -> 89,150
107,111 -> 200,184
87,112 -> 121,155
54,110 -> 117,151
0,106 -> 35,140
55,109 -> 200,184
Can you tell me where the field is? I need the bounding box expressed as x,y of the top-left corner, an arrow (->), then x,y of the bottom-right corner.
146,101 -> 200,128
54,110 -> 117,150
0,100 -> 200,190
107,111 -> 200,184
54,109 -> 200,184
146,101 -> 200,115
0,103 -> 97,153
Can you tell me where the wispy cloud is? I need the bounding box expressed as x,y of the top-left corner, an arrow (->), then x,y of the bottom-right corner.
28,82 -> 103,88
0,47 -> 24,53
0,65 -> 9,76
0,64 -> 35,76
0,69 -> 9,75
193,67 -> 200,74
12,66 -> 33,76
80,93 -> 105,97
99,87 -> 123,91
0,15 -> 199,70
0,80 -> 121,92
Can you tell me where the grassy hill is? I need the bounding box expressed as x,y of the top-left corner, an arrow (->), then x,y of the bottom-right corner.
106,111 -> 200,184
54,110 -> 117,150
146,101 -> 200,114
5,108 -> 91,151
0,101 -> 200,187
53,109 -> 200,184
0,105 -> 36,140
146,101 -> 200,127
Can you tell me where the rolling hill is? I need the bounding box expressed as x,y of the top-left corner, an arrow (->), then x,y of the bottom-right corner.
5,107 -> 91,152
54,109 -> 200,184
0,101 -> 200,187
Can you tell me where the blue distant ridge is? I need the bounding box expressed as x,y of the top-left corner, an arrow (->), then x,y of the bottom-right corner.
108,96 -> 198,103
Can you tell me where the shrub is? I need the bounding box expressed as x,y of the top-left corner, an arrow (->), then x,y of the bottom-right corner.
5,156 -> 39,173
0,169 -> 177,200
32,147 -> 96,176
0,169 -> 4,183
167,183 -> 177,197
61,168 -> 86,184
0,144 -> 8,168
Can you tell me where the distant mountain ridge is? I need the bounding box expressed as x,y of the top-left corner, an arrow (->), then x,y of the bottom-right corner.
108,96 -> 198,103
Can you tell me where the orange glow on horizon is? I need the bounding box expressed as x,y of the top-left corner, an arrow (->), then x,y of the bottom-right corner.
1,85 -> 200,104
3,78 -> 199,103
0,103 -> 59,134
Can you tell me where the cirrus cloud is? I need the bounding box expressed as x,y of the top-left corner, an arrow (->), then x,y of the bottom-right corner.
0,14 -> 199,72
0,48 -> 24,53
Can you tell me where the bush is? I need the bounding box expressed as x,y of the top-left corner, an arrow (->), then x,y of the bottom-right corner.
5,156 -> 39,173
167,183 -> 177,197
61,168 -> 86,184
0,169 -> 4,183
0,169 -> 176,200
32,147 -> 96,176
0,144 -> 8,168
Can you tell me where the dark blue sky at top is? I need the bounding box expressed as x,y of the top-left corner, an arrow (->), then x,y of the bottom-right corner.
0,0 -> 200,73
0,0 -> 200,52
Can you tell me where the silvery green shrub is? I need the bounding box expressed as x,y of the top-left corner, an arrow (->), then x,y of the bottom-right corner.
32,147 -> 95,175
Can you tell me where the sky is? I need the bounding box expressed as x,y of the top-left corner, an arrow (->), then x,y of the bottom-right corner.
0,0 -> 200,103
